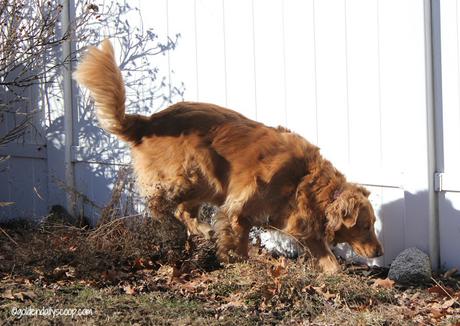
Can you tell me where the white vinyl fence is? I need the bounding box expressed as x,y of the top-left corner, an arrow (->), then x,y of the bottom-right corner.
1,0 -> 459,270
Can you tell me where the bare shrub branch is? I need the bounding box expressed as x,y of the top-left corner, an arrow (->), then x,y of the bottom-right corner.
0,0 -> 98,145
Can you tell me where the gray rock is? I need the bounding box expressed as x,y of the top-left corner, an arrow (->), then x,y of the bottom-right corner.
388,247 -> 432,284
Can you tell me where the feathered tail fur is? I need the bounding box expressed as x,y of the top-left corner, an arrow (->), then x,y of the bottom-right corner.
74,39 -> 142,143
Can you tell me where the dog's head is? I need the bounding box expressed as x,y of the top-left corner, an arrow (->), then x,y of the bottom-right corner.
325,185 -> 383,258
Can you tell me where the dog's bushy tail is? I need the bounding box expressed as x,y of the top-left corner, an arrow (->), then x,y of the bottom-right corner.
74,39 -> 142,143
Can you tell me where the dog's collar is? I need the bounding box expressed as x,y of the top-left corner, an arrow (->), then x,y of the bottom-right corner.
332,188 -> 342,201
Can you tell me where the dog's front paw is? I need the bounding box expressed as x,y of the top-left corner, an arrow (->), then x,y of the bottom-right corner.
317,255 -> 341,274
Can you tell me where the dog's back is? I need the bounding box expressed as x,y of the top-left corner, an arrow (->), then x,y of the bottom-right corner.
130,101 -> 313,208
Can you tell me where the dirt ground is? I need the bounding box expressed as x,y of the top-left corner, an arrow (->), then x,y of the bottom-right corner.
0,216 -> 459,326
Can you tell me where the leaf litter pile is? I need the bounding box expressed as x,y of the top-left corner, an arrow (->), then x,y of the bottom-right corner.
1,215 -> 459,325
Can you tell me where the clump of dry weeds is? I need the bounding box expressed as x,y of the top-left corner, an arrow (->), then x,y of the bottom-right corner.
0,166 -> 219,287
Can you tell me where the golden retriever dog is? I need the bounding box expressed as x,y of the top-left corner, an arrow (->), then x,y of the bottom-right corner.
74,40 -> 383,273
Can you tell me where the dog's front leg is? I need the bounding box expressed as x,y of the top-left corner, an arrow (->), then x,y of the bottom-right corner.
304,238 -> 340,274
214,211 -> 237,263
230,216 -> 250,259
214,211 -> 250,262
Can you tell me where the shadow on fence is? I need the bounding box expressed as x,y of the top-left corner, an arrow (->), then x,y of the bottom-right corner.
45,1 -> 185,224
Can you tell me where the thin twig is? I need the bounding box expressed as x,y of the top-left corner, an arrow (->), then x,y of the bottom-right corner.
0,226 -> 18,246
267,225 -> 308,252
430,276 -> 460,305
89,214 -> 142,239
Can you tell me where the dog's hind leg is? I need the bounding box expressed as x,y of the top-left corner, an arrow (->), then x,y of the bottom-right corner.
174,202 -> 213,239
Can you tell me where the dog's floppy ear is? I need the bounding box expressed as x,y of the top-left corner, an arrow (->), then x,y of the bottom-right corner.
325,190 -> 360,241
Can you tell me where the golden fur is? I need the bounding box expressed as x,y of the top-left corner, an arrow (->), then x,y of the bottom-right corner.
74,40 -> 383,273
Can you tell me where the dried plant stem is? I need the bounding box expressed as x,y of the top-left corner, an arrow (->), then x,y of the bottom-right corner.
89,213 -> 142,240
0,226 -> 18,246
267,225 -> 308,252
99,166 -> 129,225
430,276 -> 460,305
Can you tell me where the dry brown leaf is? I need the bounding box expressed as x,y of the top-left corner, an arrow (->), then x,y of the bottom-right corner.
312,285 -> 325,294
270,265 -> 285,279
123,284 -> 136,295
133,257 -> 146,269
400,306 -> 417,319
178,282 -> 198,293
429,307 -> 445,319
1,289 -> 15,300
372,278 -> 395,289
352,304 -> 368,312
322,290 -> 336,301
65,266 -> 76,278
279,256 -> 289,268
431,302 -> 443,310
13,291 -> 36,302
441,298 -> 457,309
19,290 -> 36,300
333,292 -> 342,305
310,285 -> 335,301
220,293 -> 247,310
428,285 -> 454,298
33,267 -> 44,276
14,292 -> 25,301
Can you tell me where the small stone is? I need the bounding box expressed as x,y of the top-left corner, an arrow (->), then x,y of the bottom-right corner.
388,247 -> 432,284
